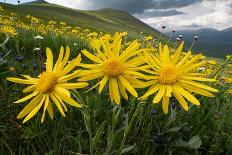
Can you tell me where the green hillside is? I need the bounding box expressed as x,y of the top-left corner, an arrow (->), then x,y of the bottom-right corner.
1,1 -> 161,39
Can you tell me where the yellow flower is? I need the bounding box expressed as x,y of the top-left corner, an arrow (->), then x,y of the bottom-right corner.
0,6 -> 4,12
208,60 -> 218,65
227,89 -> 232,93
140,42 -> 218,113
7,47 -> 88,123
144,36 -> 153,41
226,77 -> 232,83
9,67 -> 15,72
79,32 -> 149,104
0,25 -> 18,37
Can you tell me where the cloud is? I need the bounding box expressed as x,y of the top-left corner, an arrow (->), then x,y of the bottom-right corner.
139,0 -> 232,31
134,9 -> 184,18
45,0 -> 199,13
15,0 -> 232,31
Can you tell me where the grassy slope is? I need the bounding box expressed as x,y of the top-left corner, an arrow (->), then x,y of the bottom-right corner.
1,1 -> 160,39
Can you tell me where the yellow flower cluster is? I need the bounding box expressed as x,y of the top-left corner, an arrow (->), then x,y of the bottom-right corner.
8,33 -> 218,123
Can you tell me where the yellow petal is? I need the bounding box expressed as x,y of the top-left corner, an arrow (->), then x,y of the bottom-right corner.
46,47 -> 53,72
172,41 -> 184,64
166,85 -> 172,97
14,91 -> 39,103
60,54 -> 81,76
57,46 -> 70,71
140,84 -> 160,100
57,82 -> 89,89
7,77 -> 36,84
82,49 -> 102,63
55,90 -> 81,108
41,95 -> 49,123
181,76 -> 216,82
58,70 -> 81,82
50,93 -> 66,117
180,79 -> 218,92
22,95 -> 46,123
53,92 -> 68,112
47,101 -> 54,119
55,86 -> 71,97
153,85 -> 165,103
176,85 -> 200,105
180,83 -> 214,97
53,46 -> 64,72
23,85 -> 35,93
118,76 -> 138,97
17,94 -> 43,119
118,80 -> 128,100
162,97 -> 169,114
110,78 -> 120,104
99,76 -> 109,93
172,86 -> 189,111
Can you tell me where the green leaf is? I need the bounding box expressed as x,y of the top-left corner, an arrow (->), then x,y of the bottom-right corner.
167,106 -> 177,123
166,127 -> 181,133
92,121 -> 105,148
165,123 -> 188,133
188,135 -> 202,149
175,139 -> 189,147
112,105 -> 121,129
121,144 -> 136,154
71,90 -> 85,104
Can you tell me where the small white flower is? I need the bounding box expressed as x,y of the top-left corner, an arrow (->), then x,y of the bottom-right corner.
33,48 -> 41,51
34,35 -> 44,40
197,67 -> 205,71
176,37 -> 181,41
74,43 -> 78,46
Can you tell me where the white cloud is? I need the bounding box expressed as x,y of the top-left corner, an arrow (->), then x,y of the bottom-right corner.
46,0 -> 94,10
137,0 -> 232,31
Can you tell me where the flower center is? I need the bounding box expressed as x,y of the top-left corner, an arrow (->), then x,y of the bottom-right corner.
159,67 -> 180,85
104,60 -> 123,78
36,72 -> 58,93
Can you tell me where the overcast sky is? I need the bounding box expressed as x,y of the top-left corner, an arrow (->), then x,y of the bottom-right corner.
4,0 -> 232,31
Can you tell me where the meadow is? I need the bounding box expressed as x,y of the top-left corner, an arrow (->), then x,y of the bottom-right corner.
1,4 -> 232,155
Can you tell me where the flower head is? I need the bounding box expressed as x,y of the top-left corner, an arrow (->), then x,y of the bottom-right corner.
0,25 -> 18,37
140,42 -> 218,113
79,32 -> 150,104
34,35 -> 44,40
7,47 -> 88,123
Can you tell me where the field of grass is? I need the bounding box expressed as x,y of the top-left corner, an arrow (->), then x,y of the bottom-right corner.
1,2 -> 232,155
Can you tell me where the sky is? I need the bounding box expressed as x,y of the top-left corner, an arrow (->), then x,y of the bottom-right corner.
3,0 -> 232,31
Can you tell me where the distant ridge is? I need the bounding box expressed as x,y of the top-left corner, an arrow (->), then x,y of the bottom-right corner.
1,1 -> 162,40
22,0 -> 48,5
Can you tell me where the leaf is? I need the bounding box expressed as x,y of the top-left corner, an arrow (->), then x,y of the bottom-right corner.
175,139 -> 189,147
70,90 -> 85,104
165,123 -> 188,133
121,144 -> 136,154
188,135 -> 202,149
92,121 -> 105,148
112,106 -> 121,129
166,127 -> 181,133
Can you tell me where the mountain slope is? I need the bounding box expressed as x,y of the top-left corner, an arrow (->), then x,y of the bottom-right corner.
170,28 -> 232,58
1,1 -> 160,39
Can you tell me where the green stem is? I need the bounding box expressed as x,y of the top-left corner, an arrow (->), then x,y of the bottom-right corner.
83,111 -> 94,155
117,102 -> 143,155
210,58 -> 231,79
